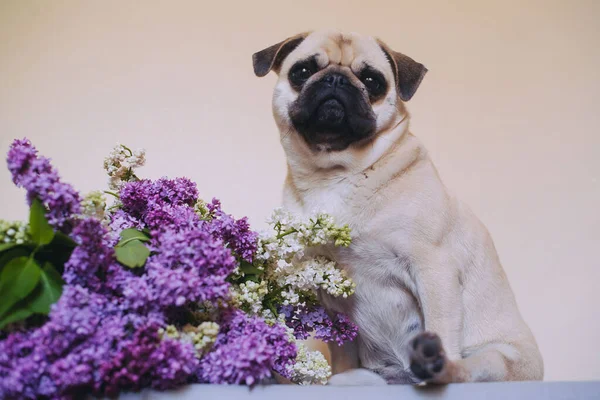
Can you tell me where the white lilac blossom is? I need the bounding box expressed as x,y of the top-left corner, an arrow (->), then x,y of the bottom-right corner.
0,220 -> 30,244
275,317 -> 331,385
194,199 -> 212,220
228,206 -> 358,371
251,207 -> 355,307
274,257 -> 355,300
288,343 -> 331,385
159,322 -> 220,356
103,143 -> 146,191
230,280 -> 269,314
80,191 -> 107,220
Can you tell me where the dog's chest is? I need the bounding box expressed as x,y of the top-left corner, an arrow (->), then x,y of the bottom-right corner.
291,177 -> 425,378
294,178 -> 357,223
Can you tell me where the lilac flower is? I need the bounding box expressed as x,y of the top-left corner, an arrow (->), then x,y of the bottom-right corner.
1,139 -> 358,396
0,285 -> 171,399
151,177 -> 198,207
330,313 -> 359,346
145,263 -> 214,307
198,310 -> 296,385
147,228 -> 236,307
99,323 -> 197,396
280,304 -> 327,341
42,285 -> 114,356
120,178 -> 198,219
281,305 -> 358,346
6,138 -> 81,231
203,199 -> 258,262
63,218 -> 113,290
106,208 -> 145,245
0,286 -> 115,399
118,178 -> 202,232
145,203 -> 200,231
0,331 -> 49,399
48,314 -> 127,397
104,264 -> 157,313
6,138 -> 37,182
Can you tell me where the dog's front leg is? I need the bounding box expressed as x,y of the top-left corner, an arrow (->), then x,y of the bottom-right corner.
407,251 -> 542,383
408,252 -> 467,384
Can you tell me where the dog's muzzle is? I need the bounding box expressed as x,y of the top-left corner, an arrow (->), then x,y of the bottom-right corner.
317,98 -> 345,125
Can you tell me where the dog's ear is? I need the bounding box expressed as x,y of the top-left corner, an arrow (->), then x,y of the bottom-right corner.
377,40 -> 427,101
252,33 -> 308,77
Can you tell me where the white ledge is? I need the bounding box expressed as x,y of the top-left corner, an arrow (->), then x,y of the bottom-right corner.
115,381 -> 600,400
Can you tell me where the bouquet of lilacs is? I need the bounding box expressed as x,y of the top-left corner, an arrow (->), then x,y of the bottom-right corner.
0,139 -> 358,399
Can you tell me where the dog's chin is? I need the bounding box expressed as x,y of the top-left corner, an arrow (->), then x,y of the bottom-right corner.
306,131 -> 368,152
291,98 -> 376,152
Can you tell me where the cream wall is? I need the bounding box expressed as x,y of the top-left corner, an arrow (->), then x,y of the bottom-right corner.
1,0 -> 598,382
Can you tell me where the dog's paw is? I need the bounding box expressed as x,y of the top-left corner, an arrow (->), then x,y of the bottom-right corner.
327,368 -> 388,386
409,331 -> 447,382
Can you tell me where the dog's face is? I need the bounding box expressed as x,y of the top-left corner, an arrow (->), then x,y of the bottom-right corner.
253,30 -> 427,153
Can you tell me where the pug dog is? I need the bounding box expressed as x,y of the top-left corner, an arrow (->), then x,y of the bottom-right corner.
252,30 -> 543,385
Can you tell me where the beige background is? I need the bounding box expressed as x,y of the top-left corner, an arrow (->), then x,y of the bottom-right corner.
1,0 -> 599,382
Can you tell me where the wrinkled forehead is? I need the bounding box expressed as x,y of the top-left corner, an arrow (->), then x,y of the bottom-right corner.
282,30 -> 392,76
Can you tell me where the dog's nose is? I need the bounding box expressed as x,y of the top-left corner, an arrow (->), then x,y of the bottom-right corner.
323,73 -> 348,88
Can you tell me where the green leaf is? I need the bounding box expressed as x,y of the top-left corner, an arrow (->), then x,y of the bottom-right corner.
50,231 -> 77,248
244,274 -> 261,283
119,228 -> 150,243
28,262 -> 63,314
239,260 -> 264,276
29,198 -> 55,246
0,257 -> 42,317
0,247 -> 31,270
0,304 -> 33,330
114,229 -> 151,268
33,232 -> 76,269
115,240 -> 150,268
0,242 -> 19,253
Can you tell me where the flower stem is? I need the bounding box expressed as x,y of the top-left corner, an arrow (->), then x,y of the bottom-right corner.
120,144 -> 133,156
103,191 -> 120,199
276,228 -> 297,240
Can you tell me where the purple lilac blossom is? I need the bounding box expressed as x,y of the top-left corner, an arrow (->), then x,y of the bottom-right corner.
1,286 -> 117,399
6,138 -> 80,231
118,178 -> 201,231
145,203 -> 199,231
63,218 -> 113,290
99,323 -> 197,396
119,178 -> 198,218
105,208 -> 145,245
330,313 -> 359,346
104,263 -> 157,313
203,199 -> 258,262
197,310 -> 296,384
281,305 -> 358,346
0,286 -> 174,399
146,227 -> 236,307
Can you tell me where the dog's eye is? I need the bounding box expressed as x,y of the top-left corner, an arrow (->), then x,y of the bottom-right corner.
289,63 -> 315,87
362,75 -> 380,90
360,69 -> 387,99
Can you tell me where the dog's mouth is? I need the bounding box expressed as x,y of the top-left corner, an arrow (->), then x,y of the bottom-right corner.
316,98 -> 346,126
289,85 -> 377,152
305,97 -> 352,150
